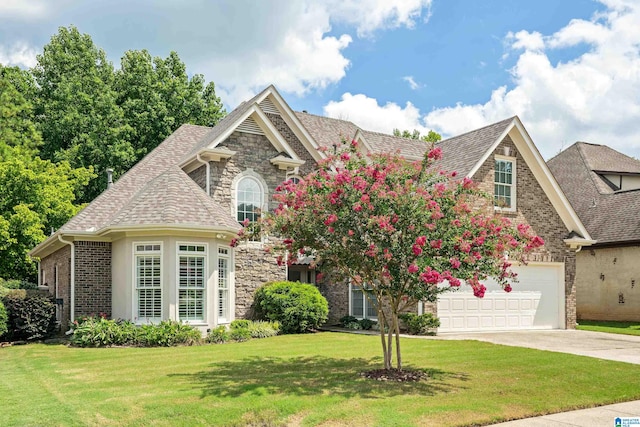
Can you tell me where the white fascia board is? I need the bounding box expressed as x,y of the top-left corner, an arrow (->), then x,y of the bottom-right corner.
250,106 -> 302,161
97,224 -> 240,239
467,120 -> 515,179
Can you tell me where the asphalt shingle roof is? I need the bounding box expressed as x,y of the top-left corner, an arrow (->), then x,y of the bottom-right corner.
548,142 -> 640,244
60,124 -> 236,233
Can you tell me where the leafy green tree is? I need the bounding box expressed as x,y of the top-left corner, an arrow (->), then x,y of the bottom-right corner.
253,142 -> 543,371
32,25 -> 134,202
393,128 -> 442,143
0,65 -> 40,153
115,50 -> 225,157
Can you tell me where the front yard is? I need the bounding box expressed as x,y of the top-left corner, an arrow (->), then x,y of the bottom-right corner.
2,332 -> 640,426
577,320 -> 640,336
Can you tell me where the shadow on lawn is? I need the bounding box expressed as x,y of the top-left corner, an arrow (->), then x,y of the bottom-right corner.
171,356 -> 469,399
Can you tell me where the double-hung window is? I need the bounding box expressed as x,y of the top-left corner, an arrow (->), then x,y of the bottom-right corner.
218,247 -> 230,322
135,243 -> 162,323
350,283 -> 377,319
237,177 -> 263,223
494,157 -> 516,211
178,244 -> 206,322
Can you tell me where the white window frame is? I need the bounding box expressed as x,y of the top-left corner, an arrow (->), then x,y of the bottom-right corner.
349,282 -> 378,320
494,155 -> 517,212
217,246 -> 231,324
236,175 -> 265,223
133,242 -> 163,324
176,243 -> 208,324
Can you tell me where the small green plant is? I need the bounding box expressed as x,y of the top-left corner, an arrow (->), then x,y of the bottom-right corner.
248,320 -> 280,338
2,289 -> 57,340
138,320 -> 202,347
71,317 -> 138,347
339,315 -> 358,326
399,313 -> 440,335
230,319 -> 251,329
0,300 -> 8,339
228,327 -> 251,342
253,281 -> 328,334
207,325 -> 229,344
359,318 -> 376,330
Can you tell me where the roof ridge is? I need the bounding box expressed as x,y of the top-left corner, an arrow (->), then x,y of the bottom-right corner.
437,116 -> 515,145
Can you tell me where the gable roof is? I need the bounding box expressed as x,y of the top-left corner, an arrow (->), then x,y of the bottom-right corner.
548,142 -> 640,245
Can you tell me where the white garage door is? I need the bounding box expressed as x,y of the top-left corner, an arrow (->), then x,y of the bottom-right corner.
437,264 -> 564,332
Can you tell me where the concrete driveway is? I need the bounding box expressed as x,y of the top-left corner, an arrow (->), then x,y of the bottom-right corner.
435,329 -> 640,364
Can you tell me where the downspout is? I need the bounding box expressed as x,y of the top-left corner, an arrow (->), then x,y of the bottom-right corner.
196,153 -> 210,196
58,235 -> 75,322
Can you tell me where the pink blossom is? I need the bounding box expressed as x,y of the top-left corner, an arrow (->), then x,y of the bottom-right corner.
324,214 -> 338,226
340,152 -> 351,161
449,257 -> 461,269
348,229 -> 354,236
412,245 -> 423,256
430,239 -> 442,249
328,227 -> 335,233
419,267 -> 441,284
408,264 -> 419,274
427,147 -> 442,160
504,284 -> 512,293
353,203 -> 363,212
462,177 -> 474,189
230,238 -> 238,247
242,218 -> 250,227
360,194 -> 370,203
415,236 -> 427,247
473,284 -> 486,298
316,272 -> 324,282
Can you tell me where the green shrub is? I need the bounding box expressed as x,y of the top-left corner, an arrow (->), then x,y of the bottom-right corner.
253,281 -> 328,334
71,317 -> 138,347
229,319 -> 251,329
0,278 -> 38,290
339,315 -> 358,326
248,320 -> 280,338
359,318 -> 376,330
138,320 -> 202,347
2,289 -> 57,340
228,327 -> 251,342
207,325 -> 229,344
399,313 -> 440,335
0,300 -> 8,339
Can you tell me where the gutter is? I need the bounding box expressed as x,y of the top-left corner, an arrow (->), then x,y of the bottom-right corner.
196,153 -> 211,196
57,235 -> 75,322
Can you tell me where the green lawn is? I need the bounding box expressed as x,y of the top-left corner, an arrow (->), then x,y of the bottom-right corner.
577,320 -> 640,336
1,333 -> 640,427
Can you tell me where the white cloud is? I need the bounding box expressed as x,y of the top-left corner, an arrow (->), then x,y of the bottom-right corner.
403,76 -> 422,90
0,0 -> 49,19
0,42 -> 38,68
421,0 -> 640,158
324,92 -> 431,134
196,0 -> 432,106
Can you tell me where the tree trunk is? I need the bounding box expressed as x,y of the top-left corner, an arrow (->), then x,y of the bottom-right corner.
378,306 -> 391,370
393,312 -> 402,371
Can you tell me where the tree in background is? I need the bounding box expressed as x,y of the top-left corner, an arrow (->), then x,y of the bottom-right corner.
393,128 -> 442,143
0,65 -> 92,280
32,26 -> 225,202
257,141 -> 543,371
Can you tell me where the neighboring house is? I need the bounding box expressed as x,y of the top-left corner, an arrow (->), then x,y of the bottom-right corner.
548,143 -> 640,321
30,85 -> 594,334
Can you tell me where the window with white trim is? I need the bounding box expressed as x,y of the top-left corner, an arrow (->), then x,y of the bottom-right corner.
350,283 -> 377,319
178,244 -> 206,322
494,157 -> 516,210
134,243 -> 162,323
237,176 -> 263,223
218,247 -> 230,322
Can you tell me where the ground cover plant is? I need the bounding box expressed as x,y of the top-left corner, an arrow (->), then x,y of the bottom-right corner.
1,332 -> 640,426
577,320 -> 640,336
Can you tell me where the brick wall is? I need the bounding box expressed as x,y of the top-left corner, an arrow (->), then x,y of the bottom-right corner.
74,241 -> 112,319
470,135 -> 578,328
40,245 -> 71,330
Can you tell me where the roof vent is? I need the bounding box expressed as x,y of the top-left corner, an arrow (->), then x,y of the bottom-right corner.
302,110 -> 308,113
106,168 -> 114,189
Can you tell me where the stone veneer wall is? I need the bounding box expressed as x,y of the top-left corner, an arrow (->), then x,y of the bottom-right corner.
74,241 -> 112,319
39,245 -> 71,330
469,135 -> 578,328
188,165 -> 207,192
234,244 -> 286,318
265,113 -> 318,176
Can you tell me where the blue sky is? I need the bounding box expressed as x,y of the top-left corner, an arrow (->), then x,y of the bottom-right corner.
1,0 -> 639,159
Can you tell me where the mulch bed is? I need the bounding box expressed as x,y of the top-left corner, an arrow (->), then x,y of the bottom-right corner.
360,368 -> 427,382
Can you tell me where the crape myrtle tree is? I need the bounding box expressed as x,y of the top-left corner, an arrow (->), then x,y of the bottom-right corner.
244,140 -> 543,371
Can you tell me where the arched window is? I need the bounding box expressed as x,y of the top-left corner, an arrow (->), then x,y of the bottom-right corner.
236,176 -> 263,223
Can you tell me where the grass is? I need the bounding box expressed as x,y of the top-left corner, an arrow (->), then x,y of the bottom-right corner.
577,320 -> 640,336
1,332 -> 640,427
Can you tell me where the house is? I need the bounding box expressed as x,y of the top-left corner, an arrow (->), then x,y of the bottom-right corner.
30,85 -> 594,333
548,143 -> 640,322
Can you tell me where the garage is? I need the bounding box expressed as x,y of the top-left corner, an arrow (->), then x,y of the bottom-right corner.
436,263 -> 565,332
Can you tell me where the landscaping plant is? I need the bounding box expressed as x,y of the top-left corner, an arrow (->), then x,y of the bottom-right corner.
247,140 -> 543,370
253,281 -> 328,334
1,289 -> 56,340
399,313 -> 440,335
